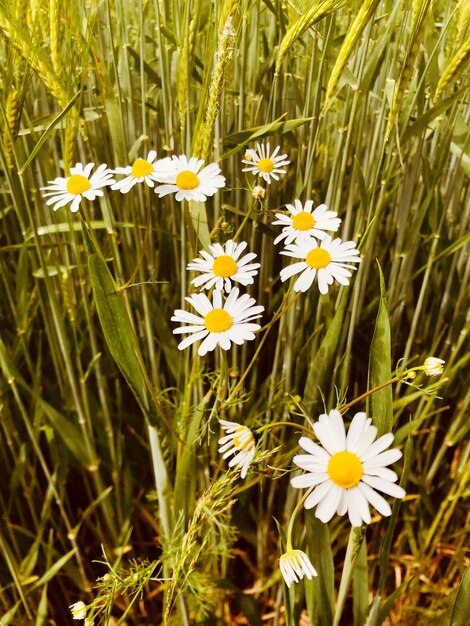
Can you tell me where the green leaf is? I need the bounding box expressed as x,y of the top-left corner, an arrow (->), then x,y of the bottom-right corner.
449,565 -> 470,626
353,539 -> 369,625
303,290 -> 348,410
222,115 -> 313,159
18,91 -> 81,173
305,515 -> 334,625
367,262 -> 393,435
84,231 -> 148,411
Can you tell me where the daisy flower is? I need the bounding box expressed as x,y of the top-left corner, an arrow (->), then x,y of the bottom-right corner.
112,151 -> 173,193
171,287 -> 264,356
279,549 -> 317,587
273,199 -> 341,245
291,410 -> 406,527
241,142 -> 290,184
154,155 -> 225,202
218,419 -> 256,478
69,601 -> 87,620
41,163 -> 115,212
187,240 -> 260,293
423,357 -> 445,377
279,235 -> 361,294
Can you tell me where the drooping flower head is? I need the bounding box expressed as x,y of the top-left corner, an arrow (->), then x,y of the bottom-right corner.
241,142 -> 290,184
291,410 -> 406,527
279,549 -> 317,587
154,155 -> 225,202
70,601 -> 87,620
218,419 -> 256,478
187,240 -> 260,293
171,287 -> 264,356
273,200 -> 341,245
279,235 -> 361,294
423,357 -> 445,377
112,151 -> 173,193
41,163 -> 115,212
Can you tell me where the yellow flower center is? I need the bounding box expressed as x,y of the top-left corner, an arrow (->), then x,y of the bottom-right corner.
212,255 -> 238,277
292,211 -> 315,231
66,174 -> 91,195
204,308 -> 232,332
175,170 -> 199,190
233,426 -> 254,449
131,158 -> 153,178
257,157 -> 274,173
327,451 -> 363,488
306,248 -> 331,269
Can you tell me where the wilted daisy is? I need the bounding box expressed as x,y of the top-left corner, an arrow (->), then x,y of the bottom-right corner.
171,287 -> 264,356
280,235 -> 361,294
273,200 -> 341,245
241,142 -> 290,184
291,410 -> 406,527
70,601 -> 87,620
279,549 -> 317,587
218,419 -> 256,478
423,357 -> 445,377
154,155 -> 225,202
41,163 -> 115,212
112,151 -> 173,193
187,240 -> 260,293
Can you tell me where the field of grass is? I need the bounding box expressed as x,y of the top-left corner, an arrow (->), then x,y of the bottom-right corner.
0,0 -> 469,624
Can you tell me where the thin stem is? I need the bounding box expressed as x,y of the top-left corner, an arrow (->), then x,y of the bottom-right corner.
285,487 -> 314,550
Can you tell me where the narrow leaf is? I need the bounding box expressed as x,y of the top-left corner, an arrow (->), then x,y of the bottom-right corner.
367,262 -> 393,435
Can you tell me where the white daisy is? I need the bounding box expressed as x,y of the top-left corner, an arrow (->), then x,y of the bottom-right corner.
171,287 -> 264,356
241,142 -> 290,184
279,549 -> 317,587
291,410 -> 406,527
423,357 -> 445,377
69,601 -> 87,620
279,235 -> 361,294
187,240 -> 261,293
154,155 -> 225,202
41,163 -> 115,212
273,199 -> 341,245
111,151 -> 173,193
218,419 -> 256,478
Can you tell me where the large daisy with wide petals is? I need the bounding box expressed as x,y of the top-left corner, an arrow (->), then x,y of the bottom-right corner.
291,410 -> 406,527
171,287 -> 264,356
218,419 -> 256,479
41,163 -> 115,212
112,151 -> 173,193
241,143 -> 290,184
154,155 -> 225,202
187,240 -> 260,293
279,235 -> 361,294
273,200 -> 341,245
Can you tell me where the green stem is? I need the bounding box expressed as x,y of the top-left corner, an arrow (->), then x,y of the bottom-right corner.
333,527 -> 365,626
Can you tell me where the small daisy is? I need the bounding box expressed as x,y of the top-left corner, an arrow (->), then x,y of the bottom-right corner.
154,155 -> 225,202
112,151 -> 173,193
279,549 -> 317,587
423,357 -> 445,377
279,235 -> 361,294
291,410 -> 406,527
171,287 -> 264,356
187,240 -> 260,293
70,601 -> 87,620
273,200 -> 341,245
241,142 -> 290,184
218,419 -> 256,478
41,163 -> 115,212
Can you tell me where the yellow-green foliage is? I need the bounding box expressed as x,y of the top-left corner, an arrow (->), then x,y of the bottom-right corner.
275,0 -> 344,76
322,0 -> 381,112
434,34 -> 470,102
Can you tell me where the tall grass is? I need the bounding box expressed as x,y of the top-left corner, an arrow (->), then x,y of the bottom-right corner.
0,0 -> 469,624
